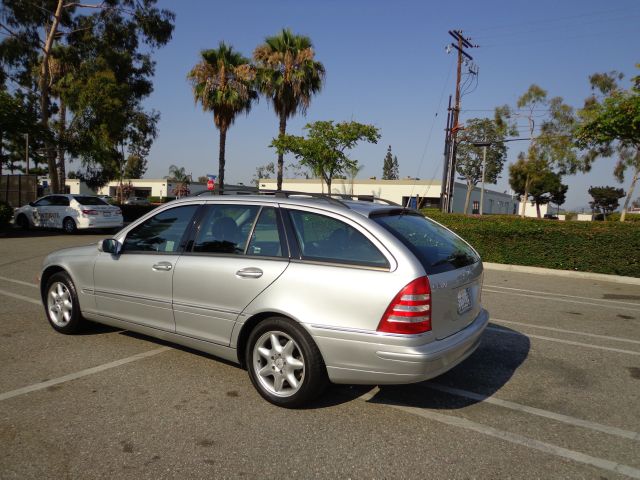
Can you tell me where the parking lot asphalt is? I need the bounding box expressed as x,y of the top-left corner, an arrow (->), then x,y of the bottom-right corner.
1,231 -> 639,479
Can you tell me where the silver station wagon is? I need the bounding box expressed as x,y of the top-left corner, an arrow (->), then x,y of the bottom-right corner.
40,193 -> 489,407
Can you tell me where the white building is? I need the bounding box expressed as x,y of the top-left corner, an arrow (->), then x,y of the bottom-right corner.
65,179 -> 207,198
258,178 -> 519,215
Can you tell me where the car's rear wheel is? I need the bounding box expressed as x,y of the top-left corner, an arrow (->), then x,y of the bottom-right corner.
16,214 -> 29,230
62,217 -> 77,234
45,272 -> 84,334
246,317 -> 328,408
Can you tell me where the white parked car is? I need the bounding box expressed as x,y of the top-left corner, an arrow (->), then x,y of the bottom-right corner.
14,194 -> 123,233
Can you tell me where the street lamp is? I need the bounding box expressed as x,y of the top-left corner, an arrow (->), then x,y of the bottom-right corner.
472,141 -> 491,215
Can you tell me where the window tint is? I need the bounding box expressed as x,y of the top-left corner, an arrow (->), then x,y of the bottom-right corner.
247,208 -> 283,257
122,205 -> 198,253
34,196 -> 53,207
51,196 -> 70,206
73,195 -> 108,206
372,211 -> 479,274
193,204 -> 259,254
288,210 -> 388,268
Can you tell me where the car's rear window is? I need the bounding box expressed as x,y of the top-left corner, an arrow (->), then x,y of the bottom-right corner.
73,196 -> 108,206
372,211 -> 479,274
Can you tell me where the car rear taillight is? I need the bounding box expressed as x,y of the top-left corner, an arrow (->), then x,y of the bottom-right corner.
377,276 -> 432,334
82,209 -> 99,215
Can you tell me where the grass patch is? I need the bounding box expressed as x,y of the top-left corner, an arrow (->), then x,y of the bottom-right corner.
422,210 -> 640,277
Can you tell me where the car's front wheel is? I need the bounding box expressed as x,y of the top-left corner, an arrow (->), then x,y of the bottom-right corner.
45,272 -> 84,334
246,317 -> 328,408
16,214 -> 29,230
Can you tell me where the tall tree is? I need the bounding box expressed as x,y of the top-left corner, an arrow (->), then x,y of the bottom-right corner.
0,0 -> 174,192
188,42 -> 257,193
254,28 -> 325,191
496,85 -> 576,217
455,118 -> 509,214
575,67 -> 640,222
272,120 -> 380,194
588,186 -> 625,218
382,145 -> 399,180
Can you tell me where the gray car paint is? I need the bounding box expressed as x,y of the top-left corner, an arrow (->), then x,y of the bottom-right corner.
40,195 -> 489,385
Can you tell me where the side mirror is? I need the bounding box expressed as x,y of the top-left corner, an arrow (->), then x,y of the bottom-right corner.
28,202 -> 35,207
98,238 -> 121,255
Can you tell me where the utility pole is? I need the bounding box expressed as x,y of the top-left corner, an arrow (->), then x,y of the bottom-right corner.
441,30 -> 478,213
25,133 -> 29,174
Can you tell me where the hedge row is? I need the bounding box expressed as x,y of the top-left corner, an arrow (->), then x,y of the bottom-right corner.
422,210 -> 640,278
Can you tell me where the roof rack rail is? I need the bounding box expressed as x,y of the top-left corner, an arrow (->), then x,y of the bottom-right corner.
258,190 -> 350,208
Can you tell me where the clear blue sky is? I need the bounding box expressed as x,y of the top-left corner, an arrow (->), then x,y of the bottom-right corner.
143,0 -> 639,211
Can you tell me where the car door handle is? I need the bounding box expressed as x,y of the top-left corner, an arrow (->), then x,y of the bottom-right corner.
152,262 -> 173,271
236,267 -> 263,279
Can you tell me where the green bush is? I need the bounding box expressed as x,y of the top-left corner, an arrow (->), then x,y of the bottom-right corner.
0,201 -> 13,225
608,212 -> 640,222
148,196 -> 176,204
422,210 -> 640,277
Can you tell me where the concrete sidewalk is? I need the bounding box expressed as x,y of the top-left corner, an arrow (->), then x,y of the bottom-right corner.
484,262 -> 640,286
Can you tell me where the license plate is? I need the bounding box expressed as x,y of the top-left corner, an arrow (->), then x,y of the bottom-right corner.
457,288 -> 472,314
103,212 -> 111,217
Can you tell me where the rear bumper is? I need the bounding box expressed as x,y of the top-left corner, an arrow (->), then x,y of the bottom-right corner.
76,216 -> 123,229
309,308 -> 489,385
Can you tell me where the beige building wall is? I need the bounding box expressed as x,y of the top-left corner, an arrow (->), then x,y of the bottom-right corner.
258,178 -> 443,206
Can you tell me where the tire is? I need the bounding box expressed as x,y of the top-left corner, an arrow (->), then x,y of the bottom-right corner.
246,316 -> 328,408
62,217 -> 77,234
16,214 -> 30,230
44,272 -> 84,334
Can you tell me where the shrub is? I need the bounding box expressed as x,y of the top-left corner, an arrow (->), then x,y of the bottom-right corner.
0,201 -> 13,225
148,196 -> 176,204
422,210 -> 640,277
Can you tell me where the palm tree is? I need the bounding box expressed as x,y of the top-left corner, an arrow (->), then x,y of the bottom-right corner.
188,42 -> 257,192
254,29 -> 325,190
167,164 -> 191,198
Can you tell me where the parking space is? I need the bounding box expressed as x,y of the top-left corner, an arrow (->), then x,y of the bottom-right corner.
1,233 -> 639,478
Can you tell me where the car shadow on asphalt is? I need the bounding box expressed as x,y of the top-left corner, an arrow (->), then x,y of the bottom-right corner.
82,323 -> 529,410
358,324 -> 530,410
0,227 -> 112,238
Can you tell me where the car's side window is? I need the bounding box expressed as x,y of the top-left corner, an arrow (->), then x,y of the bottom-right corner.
246,207 -> 284,257
287,210 -> 389,268
34,196 -> 53,207
192,204 -> 259,254
122,205 -> 199,254
51,196 -> 69,207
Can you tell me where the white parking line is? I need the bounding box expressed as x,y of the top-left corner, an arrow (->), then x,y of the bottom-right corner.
358,388 -> 640,479
487,326 -> 640,356
427,383 -> 640,441
0,288 -> 41,306
485,284 -> 640,307
0,347 -> 171,402
483,289 -> 640,313
0,275 -> 38,288
493,318 -> 640,345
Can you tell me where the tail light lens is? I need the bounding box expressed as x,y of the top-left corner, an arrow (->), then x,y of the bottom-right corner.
377,276 -> 432,334
81,209 -> 99,215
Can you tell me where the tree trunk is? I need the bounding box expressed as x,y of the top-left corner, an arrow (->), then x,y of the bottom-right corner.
326,176 -> 332,196
39,0 -> 64,194
277,113 -> 286,191
535,202 -> 541,218
521,174 -> 530,218
218,125 -> 227,194
0,129 -> 3,177
57,98 -> 66,191
464,182 -> 473,214
620,162 -> 639,223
